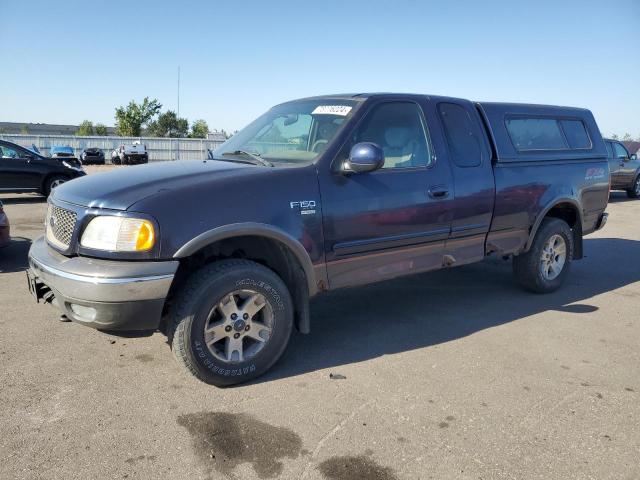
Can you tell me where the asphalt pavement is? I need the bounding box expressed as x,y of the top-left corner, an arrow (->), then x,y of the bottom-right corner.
1,170 -> 638,480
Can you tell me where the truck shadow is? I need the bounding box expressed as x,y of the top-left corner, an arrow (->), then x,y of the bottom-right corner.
260,237 -> 640,384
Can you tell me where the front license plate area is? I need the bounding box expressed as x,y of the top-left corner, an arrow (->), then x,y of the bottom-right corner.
26,270 -> 49,303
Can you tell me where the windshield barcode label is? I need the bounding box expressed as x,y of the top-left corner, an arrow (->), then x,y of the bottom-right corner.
312,105 -> 352,116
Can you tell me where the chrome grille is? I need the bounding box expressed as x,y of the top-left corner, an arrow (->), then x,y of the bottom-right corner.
46,205 -> 77,249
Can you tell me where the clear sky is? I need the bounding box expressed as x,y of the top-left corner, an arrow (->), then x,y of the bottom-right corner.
1,0 -> 638,136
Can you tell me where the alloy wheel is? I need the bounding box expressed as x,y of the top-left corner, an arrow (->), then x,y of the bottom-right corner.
51,179 -> 66,189
539,234 -> 566,280
203,289 -> 274,363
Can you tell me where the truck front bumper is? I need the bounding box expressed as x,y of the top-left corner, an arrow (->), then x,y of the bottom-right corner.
27,236 -> 178,332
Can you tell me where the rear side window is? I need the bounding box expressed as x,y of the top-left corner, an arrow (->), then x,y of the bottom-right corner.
560,120 -> 591,149
605,142 -> 613,158
506,118 -> 566,151
438,103 -> 482,167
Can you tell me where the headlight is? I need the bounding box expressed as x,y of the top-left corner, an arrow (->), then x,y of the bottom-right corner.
62,160 -> 84,172
80,216 -> 155,252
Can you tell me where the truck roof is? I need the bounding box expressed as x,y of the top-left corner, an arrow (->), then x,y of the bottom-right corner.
285,93 -> 591,111
279,93 -> 606,162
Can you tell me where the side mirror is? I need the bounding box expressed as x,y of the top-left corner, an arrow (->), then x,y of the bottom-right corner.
343,142 -> 384,174
631,153 -> 637,161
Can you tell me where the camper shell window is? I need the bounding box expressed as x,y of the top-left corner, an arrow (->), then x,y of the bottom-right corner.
505,116 -> 592,152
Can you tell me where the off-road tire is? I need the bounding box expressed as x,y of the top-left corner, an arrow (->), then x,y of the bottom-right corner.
44,175 -> 69,197
626,175 -> 640,198
167,259 -> 293,387
513,218 -> 573,293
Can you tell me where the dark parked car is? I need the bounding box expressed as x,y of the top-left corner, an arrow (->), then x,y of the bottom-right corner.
0,139 -> 85,196
0,200 -> 9,248
605,138 -> 640,198
27,93 -> 610,386
80,148 -> 106,165
50,146 -> 76,159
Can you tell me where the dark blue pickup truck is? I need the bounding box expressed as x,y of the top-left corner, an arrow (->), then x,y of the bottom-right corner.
27,93 -> 610,386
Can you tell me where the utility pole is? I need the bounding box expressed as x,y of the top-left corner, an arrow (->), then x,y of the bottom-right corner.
176,66 -> 180,161
177,66 -> 180,120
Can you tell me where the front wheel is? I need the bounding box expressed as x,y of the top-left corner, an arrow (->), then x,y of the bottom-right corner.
44,175 -> 68,197
626,175 -> 640,198
513,218 -> 573,293
168,259 -> 293,386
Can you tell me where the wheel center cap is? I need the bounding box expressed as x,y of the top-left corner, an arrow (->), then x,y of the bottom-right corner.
233,319 -> 246,332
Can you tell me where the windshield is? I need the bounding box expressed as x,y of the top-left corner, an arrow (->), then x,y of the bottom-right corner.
212,99 -> 359,165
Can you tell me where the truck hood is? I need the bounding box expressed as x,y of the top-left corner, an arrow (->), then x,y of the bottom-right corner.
51,160 -> 254,211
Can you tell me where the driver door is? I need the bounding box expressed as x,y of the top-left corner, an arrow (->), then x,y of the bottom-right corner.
319,100 -> 453,289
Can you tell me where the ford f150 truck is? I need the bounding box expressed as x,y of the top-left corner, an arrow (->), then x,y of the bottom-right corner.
604,138 -> 640,198
27,93 -> 610,386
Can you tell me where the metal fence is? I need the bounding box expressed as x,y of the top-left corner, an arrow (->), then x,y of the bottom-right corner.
0,134 -> 227,162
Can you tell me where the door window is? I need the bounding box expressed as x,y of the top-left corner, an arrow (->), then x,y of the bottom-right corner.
0,145 -> 21,159
438,102 -> 483,167
348,102 -> 432,169
613,143 -> 629,159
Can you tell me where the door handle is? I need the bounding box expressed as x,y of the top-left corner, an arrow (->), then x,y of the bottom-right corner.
428,186 -> 449,199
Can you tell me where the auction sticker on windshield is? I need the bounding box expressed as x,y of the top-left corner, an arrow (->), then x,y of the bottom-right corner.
312,105 -> 352,116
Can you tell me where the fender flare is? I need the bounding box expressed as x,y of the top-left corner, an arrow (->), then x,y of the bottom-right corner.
525,197 -> 583,255
173,222 -> 317,296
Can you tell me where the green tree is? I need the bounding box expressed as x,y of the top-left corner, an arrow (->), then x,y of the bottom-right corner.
114,97 -> 162,136
95,123 -> 108,136
147,110 -> 189,137
611,134 -> 619,140
76,120 -> 94,136
190,119 -> 209,138
622,133 -> 632,142
20,125 -> 30,134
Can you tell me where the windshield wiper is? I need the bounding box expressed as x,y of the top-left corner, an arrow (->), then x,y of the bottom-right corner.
220,150 -> 273,167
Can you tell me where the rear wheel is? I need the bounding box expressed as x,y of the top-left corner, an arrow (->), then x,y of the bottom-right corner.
168,259 -> 293,387
513,218 -> 573,293
626,175 -> 640,198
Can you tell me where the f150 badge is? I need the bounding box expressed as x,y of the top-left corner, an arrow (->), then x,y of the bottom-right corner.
290,200 -> 317,215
